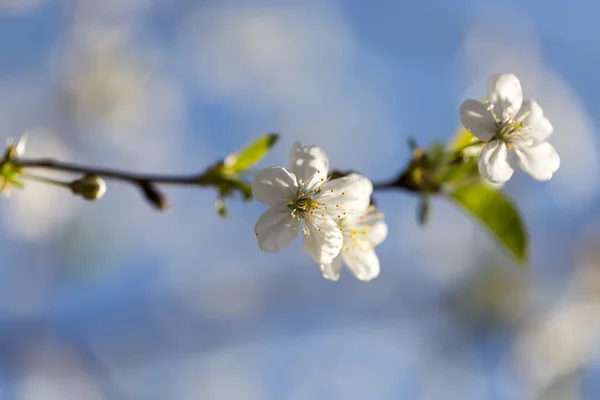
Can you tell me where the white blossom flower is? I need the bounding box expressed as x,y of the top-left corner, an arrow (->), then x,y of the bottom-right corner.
460,73 -> 560,184
320,205 -> 388,282
252,142 -> 373,265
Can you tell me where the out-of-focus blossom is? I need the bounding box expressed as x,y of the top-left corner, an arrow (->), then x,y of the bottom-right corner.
320,205 -> 387,282
0,134 -> 27,197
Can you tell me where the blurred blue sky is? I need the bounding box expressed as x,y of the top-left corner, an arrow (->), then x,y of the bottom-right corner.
0,0 -> 599,399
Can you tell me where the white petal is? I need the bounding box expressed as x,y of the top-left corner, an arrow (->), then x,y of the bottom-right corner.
459,99 -> 496,142
343,206 -> 388,247
342,248 -> 380,281
317,174 -> 373,216
515,100 -> 553,145
254,207 -> 298,253
320,255 -> 344,281
15,134 -> 27,157
302,218 -> 343,265
289,141 -> 329,190
251,166 -> 298,207
514,141 -> 560,181
366,219 -> 388,247
478,140 -> 514,184
488,73 -> 523,119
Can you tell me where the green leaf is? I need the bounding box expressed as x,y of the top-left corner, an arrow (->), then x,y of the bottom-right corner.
449,184 -> 527,265
224,133 -> 279,173
449,127 -> 478,152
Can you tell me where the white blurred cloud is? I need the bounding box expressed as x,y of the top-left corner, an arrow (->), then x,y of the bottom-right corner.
420,358 -> 487,400
394,199 -> 490,284
174,352 -> 264,400
20,340 -> 105,400
506,234 -> 600,397
177,3 -> 397,174
458,18 -> 600,208
2,129 -> 78,240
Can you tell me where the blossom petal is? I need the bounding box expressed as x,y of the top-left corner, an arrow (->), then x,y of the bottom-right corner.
514,141 -> 560,181
15,135 -> 27,157
302,218 -> 343,265
289,141 -> 329,190
459,99 -> 496,142
251,166 -> 298,207
488,73 -> 523,119
254,207 -> 298,253
343,206 -> 388,247
515,100 -> 553,145
366,219 -> 388,247
317,173 -> 373,217
478,140 -> 514,183
342,248 -> 380,281
320,255 -> 344,281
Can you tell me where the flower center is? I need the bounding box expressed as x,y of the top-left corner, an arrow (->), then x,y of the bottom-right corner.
287,193 -> 318,218
490,104 -> 532,144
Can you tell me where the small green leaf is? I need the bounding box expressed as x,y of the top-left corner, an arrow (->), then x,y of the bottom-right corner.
449,127 -> 478,152
227,179 -> 253,202
224,133 -> 279,173
449,184 -> 527,265
442,157 -> 479,183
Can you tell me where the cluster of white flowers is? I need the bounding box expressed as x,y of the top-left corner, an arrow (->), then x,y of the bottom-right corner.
460,73 -> 560,184
250,73 -> 560,282
252,142 -> 387,281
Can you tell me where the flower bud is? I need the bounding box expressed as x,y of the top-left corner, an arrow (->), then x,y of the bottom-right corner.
140,182 -> 170,211
70,174 -> 106,201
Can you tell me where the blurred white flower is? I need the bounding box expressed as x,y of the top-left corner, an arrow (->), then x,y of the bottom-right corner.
2,130 -> 77,240
0,134 -> 27,197
460,73 -> 560,184
252,141 -> 372,265
320,205 -> 387,282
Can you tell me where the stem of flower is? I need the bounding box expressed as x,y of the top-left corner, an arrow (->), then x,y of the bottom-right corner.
452,140 -> 484,155
22,173 -> 72,188
15,158 -> 200,186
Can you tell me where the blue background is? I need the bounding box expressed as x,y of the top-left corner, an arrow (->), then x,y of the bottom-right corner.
0,0 -> 598,399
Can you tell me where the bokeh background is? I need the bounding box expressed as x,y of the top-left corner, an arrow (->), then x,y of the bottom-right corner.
0,0 -> 599,399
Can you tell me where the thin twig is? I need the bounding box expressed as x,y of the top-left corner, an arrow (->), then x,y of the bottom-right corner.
22,173 -> 71,188
15,158 -> 200,186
